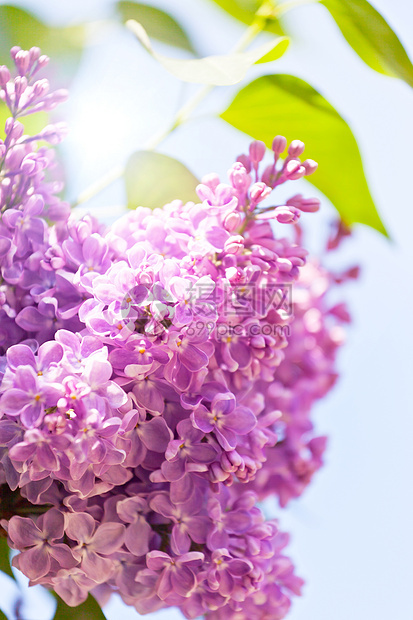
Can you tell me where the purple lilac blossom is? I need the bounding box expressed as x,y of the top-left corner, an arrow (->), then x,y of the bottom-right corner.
0,48 -> 356,620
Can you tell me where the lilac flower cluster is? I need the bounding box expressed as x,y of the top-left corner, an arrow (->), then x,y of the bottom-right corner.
0,49 -> 353,619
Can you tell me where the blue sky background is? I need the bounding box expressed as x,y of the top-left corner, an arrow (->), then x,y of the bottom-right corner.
0,0 -> 412,618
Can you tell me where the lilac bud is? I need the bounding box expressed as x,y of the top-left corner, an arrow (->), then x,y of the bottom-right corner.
210,462 -> 229,483
35,55 -> 50,73
261,164 -> 276,187
14,76 -> 27,99
249,182 -> 272,206
285,159 -> 306,180
249,140 -> 266,164
228,162 -> 250,193
10,46 -> 21,61
236,153 -> 252,173
286,194 -> 320,212
20,157 -> 37,175
29,47 -> 41,63
5,119 -> 24,140
25,194 -> 45,216
224,234 -> 244,255
223,211 -> 241,232
14,50 -> 30,76
302,159 -> 318,175
33,79 -> 50,98
272,135 -> 287,156
288,139 -> 305,158
276,257 -> 294,271
39,122 -> 68,145
221,452 -> 236,472
298,197 -> 320,213
274,206 -> 301,224
0,66 -> 10,87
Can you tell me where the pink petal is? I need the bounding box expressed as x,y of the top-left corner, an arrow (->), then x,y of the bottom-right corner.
66,512 -> 95,544
8,516 -> 42,547
90,522 -> 125,555
19,544 -> 50,580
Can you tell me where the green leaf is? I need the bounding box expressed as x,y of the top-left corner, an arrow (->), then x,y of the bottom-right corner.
0,608 -> 8,620
125,151 -> 199,209
0,5 -> 84,67
127,20 -> 289,85
321,0 -> 413,87
0,537 -> 14,581
221,74 -> 387,234
0,102 -> 49,141
52,593 -> 106,620
210,0 -> 285,36
117,1 -> 195,53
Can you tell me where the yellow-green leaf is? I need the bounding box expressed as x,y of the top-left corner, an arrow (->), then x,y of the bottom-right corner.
117,1 -> 196,53
0,102 -> 48,141
210,0 -> 285,36
125,151 -> 199,209
321,0 -> 413,87
127,19 -> 289,85
0,5 -> 84,71
221,74 -> 387,234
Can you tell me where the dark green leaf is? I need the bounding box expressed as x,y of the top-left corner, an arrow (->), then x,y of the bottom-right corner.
0,607 -> 8,620
0,5 -> 84,69
321,0 -> 413,87
52,593 -> 106,620
210,0 -> 285,36
221,74 -> 387,234
117,1 -> 195,53
127,20 -> 288,85
125,151 -> 199,209
0,537 -> 14,580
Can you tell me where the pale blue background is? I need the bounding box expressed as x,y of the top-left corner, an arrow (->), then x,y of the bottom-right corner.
0,0 -> 412,619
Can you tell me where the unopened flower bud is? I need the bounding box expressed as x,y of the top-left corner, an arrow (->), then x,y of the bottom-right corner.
272,135 -> 287,156
224,234 -> 244,255
223,210 -> 241,232
21,157 -> 38,175
0,66 -> 10,87
249,182 -> 271,206
274,206 -> 301,224
287,194 -> 320,212
288,139 -> 305,158
14,50 -> 30,76
302,158 -> 318,175
228,161 -> 250,193
210,462 -> 229,482
10,46 -> 21,61
29,47 -> 41,63
285,159 -> 306,180
35,55 -> 49,72
276,257 -> 293,271
5,119 -> 24,140
39,122 -> 68,145
236,153 -> 252,173
261,164 -> 276,187
249,140 -> 266,165
33,78 -> 49,98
